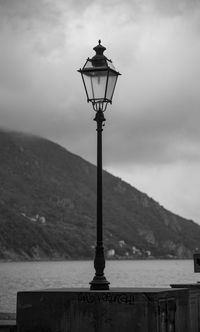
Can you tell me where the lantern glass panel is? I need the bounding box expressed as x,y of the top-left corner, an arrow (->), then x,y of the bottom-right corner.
106,71 -> 118,101
83,70 -> 108,101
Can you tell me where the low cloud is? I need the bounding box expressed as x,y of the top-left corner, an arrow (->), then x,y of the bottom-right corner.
1,0 -> 200,221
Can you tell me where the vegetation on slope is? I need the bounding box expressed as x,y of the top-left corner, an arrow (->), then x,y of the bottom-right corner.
0,129 -> 199,260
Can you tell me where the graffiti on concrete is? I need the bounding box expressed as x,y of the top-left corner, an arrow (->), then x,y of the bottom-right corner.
78,293 -> 135,305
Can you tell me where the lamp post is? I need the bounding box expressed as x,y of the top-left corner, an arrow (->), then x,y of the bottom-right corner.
78,40 -> 121,290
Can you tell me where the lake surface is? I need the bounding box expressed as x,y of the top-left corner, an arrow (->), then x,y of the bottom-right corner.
0,259 -> 198,313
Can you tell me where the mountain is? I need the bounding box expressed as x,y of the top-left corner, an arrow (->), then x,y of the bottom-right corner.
0,129 -> 199,261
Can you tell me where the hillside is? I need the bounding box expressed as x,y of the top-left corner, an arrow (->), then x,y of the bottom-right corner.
0,129 -> 199,260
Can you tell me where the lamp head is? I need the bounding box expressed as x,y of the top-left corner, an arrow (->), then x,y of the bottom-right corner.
78,41 -> 121,112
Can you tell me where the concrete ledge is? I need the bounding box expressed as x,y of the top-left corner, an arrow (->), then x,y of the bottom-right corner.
17,287 -> 189,332
0,313 -> 16,332
171,283 -> 200,331
0,315 -> 15,321
171,283 -> 200,289
0,321 -> 16,326
0,320 -> 16,332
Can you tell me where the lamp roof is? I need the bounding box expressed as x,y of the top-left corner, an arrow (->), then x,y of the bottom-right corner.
78,40 -> 121,76
92,40 -> 106,59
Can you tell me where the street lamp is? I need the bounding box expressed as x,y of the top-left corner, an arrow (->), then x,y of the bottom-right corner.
78,40 -> 121,290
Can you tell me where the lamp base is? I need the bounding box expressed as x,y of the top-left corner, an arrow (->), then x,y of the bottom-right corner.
90,275 -> 110,290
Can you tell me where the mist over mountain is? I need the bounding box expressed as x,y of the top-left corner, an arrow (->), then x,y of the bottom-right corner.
0,129 -> 199,261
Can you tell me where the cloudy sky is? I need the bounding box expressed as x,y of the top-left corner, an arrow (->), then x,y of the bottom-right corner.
1,0 -> 200,224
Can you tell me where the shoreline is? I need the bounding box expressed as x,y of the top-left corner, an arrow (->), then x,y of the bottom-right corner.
0,256 -> 193,263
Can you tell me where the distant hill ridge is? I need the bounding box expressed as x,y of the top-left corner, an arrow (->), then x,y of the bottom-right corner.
0,129 -> 199,260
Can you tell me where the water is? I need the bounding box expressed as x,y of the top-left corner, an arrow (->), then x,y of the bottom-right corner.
0,259 -> 198,313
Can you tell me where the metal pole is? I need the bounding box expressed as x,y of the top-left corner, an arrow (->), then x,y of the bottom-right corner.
90,109 -> 110,290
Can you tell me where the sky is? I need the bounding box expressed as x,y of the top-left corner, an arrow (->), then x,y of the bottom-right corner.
1,0 -> 200,223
